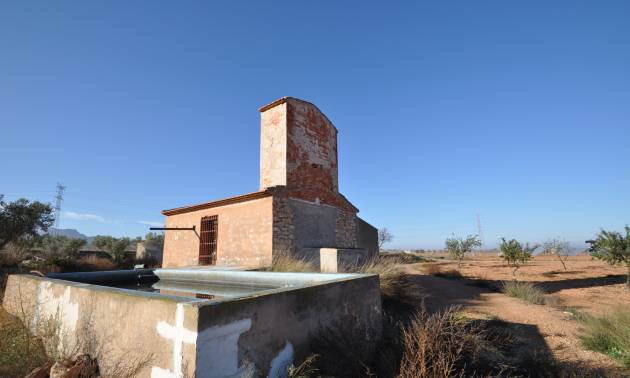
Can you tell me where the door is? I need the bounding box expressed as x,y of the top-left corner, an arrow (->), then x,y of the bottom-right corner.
199,215 -> 218,265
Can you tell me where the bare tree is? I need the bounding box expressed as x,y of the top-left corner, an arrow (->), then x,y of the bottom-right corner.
543,238 -> 571,271
378,228 -> 393,249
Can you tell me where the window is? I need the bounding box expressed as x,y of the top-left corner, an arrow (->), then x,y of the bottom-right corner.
199,215 -> 218,265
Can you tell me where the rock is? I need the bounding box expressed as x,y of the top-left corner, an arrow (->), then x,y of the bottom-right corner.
49,355 -> 99,378
24,362 -> 53,378
63,354 -> 99,378
49,360 -> 72,378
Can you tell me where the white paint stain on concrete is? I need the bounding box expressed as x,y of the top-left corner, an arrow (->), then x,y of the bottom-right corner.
35,282 -> 79,351
268,341 -> 293,378
152,304 -> 252,378
194,318 -> 252,378
152,303 -> 197,378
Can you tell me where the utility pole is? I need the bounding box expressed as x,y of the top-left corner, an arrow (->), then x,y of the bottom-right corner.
53,183 -> 66,235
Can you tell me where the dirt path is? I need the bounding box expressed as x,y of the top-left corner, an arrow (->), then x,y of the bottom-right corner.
403,264 -> 626,377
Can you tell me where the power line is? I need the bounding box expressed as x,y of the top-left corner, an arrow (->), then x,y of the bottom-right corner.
476,213 -> 485,250
53,183 -> 66,234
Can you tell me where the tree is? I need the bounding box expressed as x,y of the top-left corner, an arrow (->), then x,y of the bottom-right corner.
445,234 -> 481,267
500,238 -> 537,275
0,195 -> 54,250
145,232 -> 164,248
588,226 -> 630,289
38,235 -> 86,260
93,236 -> 131,264
378,228 -> 393,249
543,238 -> 571,271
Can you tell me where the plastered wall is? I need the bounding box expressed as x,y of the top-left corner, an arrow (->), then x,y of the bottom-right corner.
162,197 -> 273,269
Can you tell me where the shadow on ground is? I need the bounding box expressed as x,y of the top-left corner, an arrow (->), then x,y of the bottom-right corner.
402,274 -> 616,377
405,271 -> 623,377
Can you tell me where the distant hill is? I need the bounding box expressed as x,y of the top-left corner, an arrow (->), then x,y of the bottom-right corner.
47,228 -> 96,244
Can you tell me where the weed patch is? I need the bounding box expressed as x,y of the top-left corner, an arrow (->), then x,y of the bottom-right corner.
502,281 -> 545,305
579,307 -> 630,368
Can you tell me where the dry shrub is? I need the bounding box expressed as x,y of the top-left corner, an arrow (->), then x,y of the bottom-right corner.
423,263 -> 442,275
264,253 -> 316,272
424,264 -> 463,279
398,306 -> 478,378
78,256 -> 117,271
544,294 -> 563,307
0,247 -> 25,268
436,269 -> 463,279
350,257 -> 424,310
287,354 -> 320,378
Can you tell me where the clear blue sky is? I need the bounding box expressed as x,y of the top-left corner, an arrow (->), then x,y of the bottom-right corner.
1,1 -> 628,248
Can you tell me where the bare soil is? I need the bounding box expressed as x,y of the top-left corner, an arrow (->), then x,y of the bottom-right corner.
408,254 -> 630,376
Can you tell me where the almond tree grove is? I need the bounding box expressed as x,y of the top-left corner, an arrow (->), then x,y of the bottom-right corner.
588,226 -> 630,289
445,234 -> 481,267
500,238 -> 538,275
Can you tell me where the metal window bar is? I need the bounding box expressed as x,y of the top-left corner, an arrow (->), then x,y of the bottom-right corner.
199,215 -> 218,265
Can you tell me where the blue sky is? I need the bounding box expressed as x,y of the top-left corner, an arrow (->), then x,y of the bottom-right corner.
1,1 -> 628,248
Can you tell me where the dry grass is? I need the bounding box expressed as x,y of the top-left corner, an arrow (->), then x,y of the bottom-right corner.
502,281 -> 545,305
349,257 -> 424,310
287,355 -> 320,378
0,249 -> 24,268
425,264 -> 463,279
262,253 -> 317,272
0,308 -> 50,378
398,306 -> 476,378
380,252 -> 431,264
78,255 -> 118,271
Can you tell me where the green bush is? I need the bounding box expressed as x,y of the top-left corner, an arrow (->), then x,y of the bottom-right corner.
502,281 -> 545,305
580,307 -> 630,368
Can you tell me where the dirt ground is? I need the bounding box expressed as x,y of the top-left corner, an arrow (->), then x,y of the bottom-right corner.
408,254 -> 629,376
424,254 -> 629,315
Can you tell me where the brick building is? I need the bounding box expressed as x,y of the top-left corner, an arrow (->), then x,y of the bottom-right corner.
161,97 -> 378,269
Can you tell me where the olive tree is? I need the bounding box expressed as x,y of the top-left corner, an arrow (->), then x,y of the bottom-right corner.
500,238 -> 538,275
445,234 -> 481,267
543,238 -> 571,271
38,235 -> 86,261
0,195 -> 54,250
588,226 -> 630,289
93,236 -> 131,264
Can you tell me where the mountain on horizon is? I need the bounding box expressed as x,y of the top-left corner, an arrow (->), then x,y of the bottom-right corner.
48,228 -> 96,244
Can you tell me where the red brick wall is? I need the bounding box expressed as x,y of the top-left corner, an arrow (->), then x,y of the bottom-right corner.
285,99 -> 356,212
